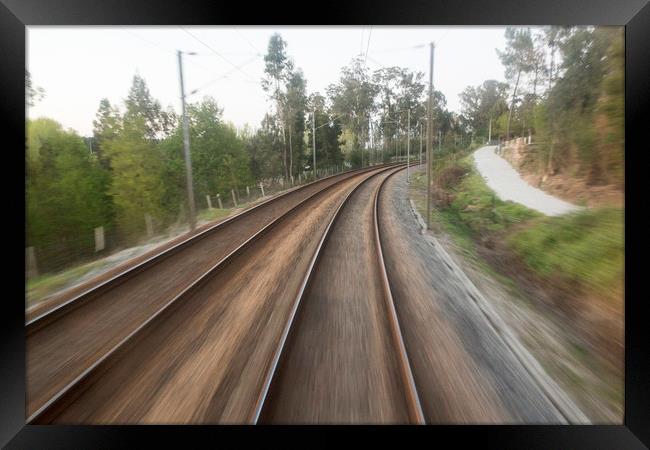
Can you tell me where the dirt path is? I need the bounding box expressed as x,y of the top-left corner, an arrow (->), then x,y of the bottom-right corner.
473,146 -> 581,216
379,168 -> 581,423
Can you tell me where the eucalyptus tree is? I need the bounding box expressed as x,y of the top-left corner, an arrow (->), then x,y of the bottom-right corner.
307,92 -> 343,169
284,69 -> 308,178
459,80 -> 509,140
327,56 -> 378,164
262,33 -> 294,181
497,27 -> 536,139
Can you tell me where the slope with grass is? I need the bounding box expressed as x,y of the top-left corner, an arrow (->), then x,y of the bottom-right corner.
408,146 -> 624,421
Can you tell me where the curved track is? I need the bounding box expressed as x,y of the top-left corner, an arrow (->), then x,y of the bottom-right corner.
29,164 -> 401,424
256,166 -> 424,424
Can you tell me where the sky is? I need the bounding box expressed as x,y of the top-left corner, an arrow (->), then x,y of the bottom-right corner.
27,26 -> 509,137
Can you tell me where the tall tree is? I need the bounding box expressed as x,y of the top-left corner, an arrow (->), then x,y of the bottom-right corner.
262,33 -> 294,181
26,70 -> 45,107
123,74 -> 175,140
285,69 -> 307,177
327,57 -> 378,165
497,27 -> 535,139
92,98 -> 122,168
27,118 -> 111,270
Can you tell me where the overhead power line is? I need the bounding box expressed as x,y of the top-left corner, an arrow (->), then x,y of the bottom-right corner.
188,54 -> 262,97
180,26 -> 258,83
233,27 -> 262,54
124,28 -> 213,73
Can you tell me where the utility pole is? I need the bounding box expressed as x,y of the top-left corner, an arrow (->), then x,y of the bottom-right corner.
426,42 -> 434,230
488,114 -> 492,143
419,121 -> 423,165
407,109 -> 411,182
312,108 -> 316,178
178,50 -> 196,231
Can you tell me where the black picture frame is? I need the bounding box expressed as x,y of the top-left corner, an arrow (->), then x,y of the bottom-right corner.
1,0 -> 648,447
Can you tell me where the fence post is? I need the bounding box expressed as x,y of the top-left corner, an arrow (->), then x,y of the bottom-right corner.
259,182 -> 265,197
298,173 -> 301,183
26,246 -> 39,279
145,213 -> 153,237
206,195 -> 213,209
246,186 -> 250,198
290,175 -> 294,186
217,193 -> 223,209
94,226 -> 105,252
231,189 -> 238,207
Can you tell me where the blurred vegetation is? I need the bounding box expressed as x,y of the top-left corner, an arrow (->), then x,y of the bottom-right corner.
508,208 -> 624,303
413,148 -> 623,307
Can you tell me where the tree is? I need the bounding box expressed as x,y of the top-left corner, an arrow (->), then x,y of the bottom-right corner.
372,67 -> 426,155
285,69 -> 308,177
327,57 -> 378,164
92,98 -> 122,168
262,33 -> 294,181
459,80 -> 509,139
497,27 -> 536,139
123,74 -> 176,140
27,118 -> 111,271
26,71 -> 45,107
307,93 -> 343,170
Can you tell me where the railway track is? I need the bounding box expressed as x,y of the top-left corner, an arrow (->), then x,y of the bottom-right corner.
29,164 -> 402,424
255,166 -> 424,424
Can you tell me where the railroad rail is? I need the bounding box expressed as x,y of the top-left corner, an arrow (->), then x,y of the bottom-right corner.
254,165 -> 425,424
29,164 -> 399,424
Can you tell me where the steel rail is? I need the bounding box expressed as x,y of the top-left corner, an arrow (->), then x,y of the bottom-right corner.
373,166 -> 426,424
251,163 -> 424,424
28,165 -> 392,424
27,163 -> 395,333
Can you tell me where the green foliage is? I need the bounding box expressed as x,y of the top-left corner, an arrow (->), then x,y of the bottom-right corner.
508,207 -> 624,301
459,80 -> 509,138
106,118 -> 166,238
439,157 -> 540,236
27,118 -> 112,271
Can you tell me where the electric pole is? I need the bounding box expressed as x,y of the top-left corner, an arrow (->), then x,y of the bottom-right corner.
419,121 -> 423,165
178,50 -> 196,231
312,108 -> 316,178
488,114 -> 492,143
426,42 -> 434,230
407,109 -> 411,182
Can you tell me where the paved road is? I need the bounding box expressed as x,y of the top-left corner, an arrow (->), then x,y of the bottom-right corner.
473,145 -> 581,216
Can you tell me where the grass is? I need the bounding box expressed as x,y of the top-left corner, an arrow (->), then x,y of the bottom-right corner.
27,259 -> 105,306
411,150 -> 624,305
27,206 -> 238,306
508,207 -> 624,302
197,206 -> 234,223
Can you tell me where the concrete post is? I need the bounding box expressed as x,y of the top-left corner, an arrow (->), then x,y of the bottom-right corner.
217,194 -> 223,209
246,186 -> 250,197
145,213 -> 153,237
94,226 -> 105,252
259,183 -> 265,197
26,246 -> 38,278
231,189 -> 238,207
206,195 -> 213,209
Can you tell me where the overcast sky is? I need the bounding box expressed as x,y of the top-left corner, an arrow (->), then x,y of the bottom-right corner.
27,26 -> 510,136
